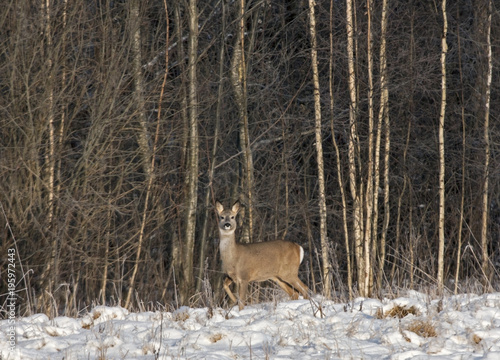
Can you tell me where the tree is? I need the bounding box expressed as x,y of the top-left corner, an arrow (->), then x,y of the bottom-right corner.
346,0 -> 365,296
125,0 -> 153,308
1,0 -> 500,315
180,0 -> 200,304
308,0 -> 331,297
480,0 -> 493,289
376,0 -> 390,294
329,0 -> 352,300
231,0 -> 254,243
437,0 -> 448,293
363,0 -> 375,297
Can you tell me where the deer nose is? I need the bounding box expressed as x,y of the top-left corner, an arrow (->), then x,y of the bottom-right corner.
224,223 -> 231,229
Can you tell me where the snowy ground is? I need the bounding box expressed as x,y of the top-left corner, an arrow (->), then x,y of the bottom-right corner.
1,291 -> 500,359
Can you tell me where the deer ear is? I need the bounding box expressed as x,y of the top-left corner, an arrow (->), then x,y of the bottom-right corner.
215,201 -> 224,214
231,201 -> 240,213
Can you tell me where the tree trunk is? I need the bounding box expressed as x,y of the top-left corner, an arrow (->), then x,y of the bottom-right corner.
231,0 -> 254,243
329,0 -> 352,300
454,2 -> 466,295
480,0 -> 492,290
196,0 -> 225,294
175,3 -> 189,170
180,0 -> 199,304
362,0 -> 375,297
376,0 -> 390,294
39,0 -> 58,316
437,0 -> 448,294
308,0 -> 331,298
130,0 -> 152,178
125,0 -> 156,308
346,0 -> 364,295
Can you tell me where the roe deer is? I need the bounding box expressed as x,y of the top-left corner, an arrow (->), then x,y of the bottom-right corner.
216,201 -> 310,310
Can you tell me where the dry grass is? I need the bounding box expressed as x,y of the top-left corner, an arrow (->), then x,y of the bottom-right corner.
376,304 -> 436,338
471,333 -> 482,344
376,304 -> 420,319
406,319 -> 437,338
172,309 -> 190,322
209,333 -> 224,343
82,311 -> 102,329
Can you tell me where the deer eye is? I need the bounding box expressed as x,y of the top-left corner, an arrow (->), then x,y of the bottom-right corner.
230,216 -> 235,219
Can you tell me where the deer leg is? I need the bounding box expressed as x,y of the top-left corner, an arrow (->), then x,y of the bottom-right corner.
223,276 -> 237,304
277,276 -> 310,300
290,277 -> 310,299
238,280 -> 249,310
273,277 -> 299,300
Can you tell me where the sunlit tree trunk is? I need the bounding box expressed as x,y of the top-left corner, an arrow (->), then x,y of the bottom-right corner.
308,0 -> 331,298
43,0 -> 55,243
102,197 -> 112,304
480,0 -> 492,290
196,0 -> 226,294
39,0 -> 57,315
180,0 -> 200,304
346,0 -> 364,295
125,0 -> 171,308
454,3 -> 466,295
130,0 -> 152,178
375,0 -> 390,294
329,0 -> 352,300
437,0 -> 448,294
231,0 -> 254,243
125,0 -> 154,308
174,4 -> 189,170
56,0 -> 68,203
170,2 -> 188,288
362,0 -> 375,297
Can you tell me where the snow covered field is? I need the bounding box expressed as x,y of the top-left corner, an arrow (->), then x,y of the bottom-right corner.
1,291 -> 500,359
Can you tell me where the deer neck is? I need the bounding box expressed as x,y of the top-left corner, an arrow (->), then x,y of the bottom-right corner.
219,229 -> 238,271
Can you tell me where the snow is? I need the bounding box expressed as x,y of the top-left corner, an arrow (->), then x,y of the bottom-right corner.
1,292 -> 500,359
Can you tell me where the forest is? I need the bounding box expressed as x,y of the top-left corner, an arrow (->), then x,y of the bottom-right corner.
0,0 -> 499,317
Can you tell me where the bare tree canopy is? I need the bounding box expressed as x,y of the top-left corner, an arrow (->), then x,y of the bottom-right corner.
1,0 -> 499,315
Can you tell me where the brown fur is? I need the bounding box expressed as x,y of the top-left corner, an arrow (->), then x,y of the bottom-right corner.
216,201 -> 310,310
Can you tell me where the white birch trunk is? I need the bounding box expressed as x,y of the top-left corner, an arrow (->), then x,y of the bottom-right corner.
308,0 -> 331,297
480,0 -> 492,289
437,0 -> 448,293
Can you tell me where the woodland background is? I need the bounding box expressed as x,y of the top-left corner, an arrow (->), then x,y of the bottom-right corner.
0,0 -> 499,317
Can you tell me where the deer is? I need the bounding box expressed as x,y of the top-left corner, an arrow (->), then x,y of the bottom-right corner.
216,201 -> 310,310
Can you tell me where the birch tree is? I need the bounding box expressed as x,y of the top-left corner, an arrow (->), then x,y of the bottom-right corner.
39,0 -> 58,315
346,0 -> 365,295
437,0 -> 448,293
308,0 -> 331,297
480,0 -> 493,289
376,0 -> 390,294
125,0 -> 153,308
125,0 -> 170,309
196,0 -> 226,294
180,0 -> 200,304
230,0 -> 254,243
362,0 -> 375,297
329,0 -> 352,300
454,2 -> 466,294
